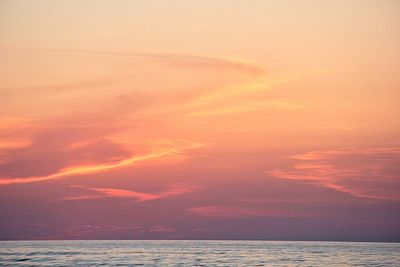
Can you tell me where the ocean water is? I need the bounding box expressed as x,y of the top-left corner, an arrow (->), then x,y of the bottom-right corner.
0,240 -> 399,266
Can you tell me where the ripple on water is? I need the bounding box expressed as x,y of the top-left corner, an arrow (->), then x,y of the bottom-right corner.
14,258 -> 30,262
0,241 -> 399,267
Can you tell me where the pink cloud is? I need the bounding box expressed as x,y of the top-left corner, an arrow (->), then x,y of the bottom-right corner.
149,225 -> 176,233
0,122 -> 202,185
63,225 -> 143,237
269,147 -> 400,200
63,184 -> 198,202
189,205 -> 307,218
62,224 -> 176,238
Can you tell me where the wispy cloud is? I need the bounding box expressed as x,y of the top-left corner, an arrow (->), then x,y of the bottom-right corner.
62,224 -> 176,238
183,68 -> 326,118
63,184 -> 198,202
0,141 -> 202,185
189,205 -> 309,218
269,147 -> 400,200
186,100 -> 308,117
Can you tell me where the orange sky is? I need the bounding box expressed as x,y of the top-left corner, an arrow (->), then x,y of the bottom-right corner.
0,0 -> 399,241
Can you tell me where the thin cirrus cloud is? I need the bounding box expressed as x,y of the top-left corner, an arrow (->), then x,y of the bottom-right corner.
2,46 -> 315,124
189,205 -> 308,218
186,100 -> 308,117
63,184 -> 198,202
7,47 -> 266,76
0,115 -> 203,186
0,139 -> 202,185
0,47 -> 275,188
269,147 -> 400,200
63,224 -> 176,238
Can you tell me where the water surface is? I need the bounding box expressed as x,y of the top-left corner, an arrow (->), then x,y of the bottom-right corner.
0,240 -> 399,266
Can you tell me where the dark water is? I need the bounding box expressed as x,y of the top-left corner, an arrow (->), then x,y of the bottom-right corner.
0,240 -> 399,266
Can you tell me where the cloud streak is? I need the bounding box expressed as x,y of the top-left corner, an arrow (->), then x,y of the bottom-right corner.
189,205 -> 309,218
0,142 -> 202,185
269,147 -> 400,200
64,184 -> 198,202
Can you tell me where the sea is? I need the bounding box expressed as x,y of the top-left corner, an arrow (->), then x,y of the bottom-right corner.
0,240 -> 399,266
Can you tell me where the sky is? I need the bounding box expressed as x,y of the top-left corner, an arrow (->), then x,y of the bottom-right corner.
0,0 -> 399,241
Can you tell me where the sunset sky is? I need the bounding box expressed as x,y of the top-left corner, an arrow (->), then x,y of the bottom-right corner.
0,0 -> 399,241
